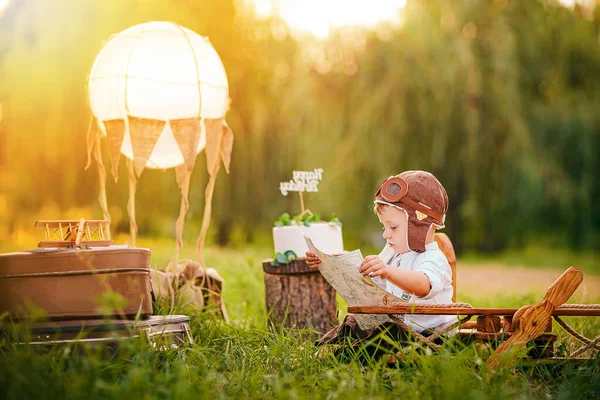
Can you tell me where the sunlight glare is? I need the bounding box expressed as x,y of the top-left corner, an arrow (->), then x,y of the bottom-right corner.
252,0 -> 406,38
558,0 -> 596,9
0,0 -> 9,13
254,0 -> 273,17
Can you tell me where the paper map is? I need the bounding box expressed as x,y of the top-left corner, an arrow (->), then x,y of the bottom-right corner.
304,235 -> 408,330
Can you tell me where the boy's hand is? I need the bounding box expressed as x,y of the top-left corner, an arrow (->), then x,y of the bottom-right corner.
360,255 -> 391,279
305,251 -> 322,268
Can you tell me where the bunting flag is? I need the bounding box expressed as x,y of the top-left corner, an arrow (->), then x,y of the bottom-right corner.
170,118 -> 202,172
92,133 -> 111,239
103,119 -> 126,182
170,167 -> 191,274
175,164 -> 189,189
197,170 -> 219,266
85,117 -> 101,171
196,119 -> 225,266
220,120 -> 234,174
203,118 -> 224,175
128,116 -> 166,177
126,158 -> 138,247
86,115 -> 235,271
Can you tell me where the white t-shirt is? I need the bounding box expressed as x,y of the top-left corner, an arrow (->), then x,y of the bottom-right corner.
371,241 -> 458,333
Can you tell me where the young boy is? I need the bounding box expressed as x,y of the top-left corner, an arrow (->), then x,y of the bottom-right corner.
306,170 -> 457,346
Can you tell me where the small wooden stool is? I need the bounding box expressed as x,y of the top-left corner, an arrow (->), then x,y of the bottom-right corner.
263,258 -> 338,334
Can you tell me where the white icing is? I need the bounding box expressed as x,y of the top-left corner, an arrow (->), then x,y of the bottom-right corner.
273,223 -> 344,256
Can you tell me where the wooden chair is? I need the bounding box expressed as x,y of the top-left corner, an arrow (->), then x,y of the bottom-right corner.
433,233 -> 456,302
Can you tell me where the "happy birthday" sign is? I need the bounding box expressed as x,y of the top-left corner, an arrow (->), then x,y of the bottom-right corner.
279,168 -> 323,196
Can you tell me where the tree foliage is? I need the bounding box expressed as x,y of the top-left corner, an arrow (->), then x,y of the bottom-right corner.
0,0 -> 598,252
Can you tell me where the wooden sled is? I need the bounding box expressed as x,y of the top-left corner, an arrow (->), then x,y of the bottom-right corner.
347,233 -> 600,370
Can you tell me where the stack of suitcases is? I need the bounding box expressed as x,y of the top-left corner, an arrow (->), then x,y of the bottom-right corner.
0,219 -> 193,349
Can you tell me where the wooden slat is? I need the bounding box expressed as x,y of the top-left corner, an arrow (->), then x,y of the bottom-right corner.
80,240 -> 113,247
457,330 -> 557,341
347,305 -> 600,317
74,218 -> 86,246
37,241 -> 74,248
37,240 -> 113,248
34,220 -> 109,228
348,306 -> 518,315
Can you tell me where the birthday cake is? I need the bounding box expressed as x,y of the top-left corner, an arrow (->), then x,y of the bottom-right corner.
273,222 -> 344,256
273,168 -> 343,258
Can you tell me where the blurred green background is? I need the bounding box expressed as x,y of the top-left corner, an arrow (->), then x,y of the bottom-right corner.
0,0 -> 599,257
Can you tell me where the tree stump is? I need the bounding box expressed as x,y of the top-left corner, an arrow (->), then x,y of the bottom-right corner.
263,258 -> 337,335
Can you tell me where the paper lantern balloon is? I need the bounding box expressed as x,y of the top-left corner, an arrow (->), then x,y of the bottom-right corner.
85,21 -> 234,270
88,21 -> 230,177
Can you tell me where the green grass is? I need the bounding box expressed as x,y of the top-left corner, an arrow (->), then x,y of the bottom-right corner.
1,242 -> 599,399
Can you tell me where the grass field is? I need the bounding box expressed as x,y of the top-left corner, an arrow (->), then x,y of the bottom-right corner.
0,240 -> 599,399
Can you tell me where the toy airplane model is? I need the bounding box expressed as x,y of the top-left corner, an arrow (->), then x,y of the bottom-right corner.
34,218 -> 112,249
347,234 -> 600,369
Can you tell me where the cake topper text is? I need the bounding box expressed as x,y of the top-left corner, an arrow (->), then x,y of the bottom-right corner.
279,168 -> 323,196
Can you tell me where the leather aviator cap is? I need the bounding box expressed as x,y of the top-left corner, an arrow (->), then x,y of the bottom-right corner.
375,171 -> 448,253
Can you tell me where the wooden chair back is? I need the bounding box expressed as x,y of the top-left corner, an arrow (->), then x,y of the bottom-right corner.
434,233 -> 456,302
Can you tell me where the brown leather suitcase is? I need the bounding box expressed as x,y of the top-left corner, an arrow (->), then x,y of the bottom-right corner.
3,315 -> 193,349
0,246 -> 153,319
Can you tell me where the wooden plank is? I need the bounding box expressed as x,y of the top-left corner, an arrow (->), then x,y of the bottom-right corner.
347,305 -> 600,316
